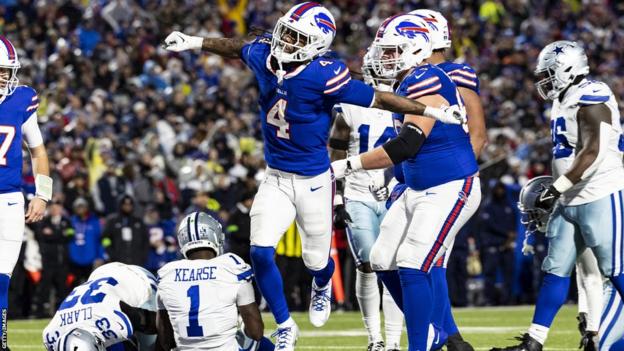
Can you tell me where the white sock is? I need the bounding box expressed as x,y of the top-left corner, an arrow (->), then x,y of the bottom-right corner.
528,323 -> 549,345
278,317 -> 295,329
356,270 -> 382,343
382,287 -> 403,349
581,273 -> 603,332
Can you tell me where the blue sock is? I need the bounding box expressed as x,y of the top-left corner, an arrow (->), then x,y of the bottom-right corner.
377,270 -> 403,310
430,267 -> 459,336
399,267 -> 432,351
532,273 -> 570,327
308,257 -> 334,288
0,274 -> 9,350
257,336 -> 275,351
250,246 -> 290,324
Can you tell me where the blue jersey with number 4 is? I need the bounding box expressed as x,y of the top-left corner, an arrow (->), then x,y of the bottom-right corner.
394,64 -> 477,190
241,36 -> 375,175
0,85 -> 38,194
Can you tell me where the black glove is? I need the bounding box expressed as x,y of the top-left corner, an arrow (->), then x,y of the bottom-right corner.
535,185 -> 561,212
333,204 -> 352,230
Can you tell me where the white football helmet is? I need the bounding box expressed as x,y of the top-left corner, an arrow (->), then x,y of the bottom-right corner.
362,48 -> 394,91
0,36 -> 19,96
57,328 -> 105,351
177,211 -> 225,258
370,14 -> 433,79
535,40 -> 589,100
409,9 -> 451,50
271,2 -> 336,64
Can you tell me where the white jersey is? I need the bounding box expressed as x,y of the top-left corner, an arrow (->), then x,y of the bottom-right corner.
338,103 -> 395,202
551,78 -> 624,205
88,262 -> 158,311
43,276 -> 138,350
157,253 -> 255,351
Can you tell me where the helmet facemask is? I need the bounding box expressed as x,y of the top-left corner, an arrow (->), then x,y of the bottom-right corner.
518,202 -> 550,233
0,65 -> 19,96
362,53 -> 395,91
271,19 -> 322,65
535,64 -> 569,100
370,43 -> 425,81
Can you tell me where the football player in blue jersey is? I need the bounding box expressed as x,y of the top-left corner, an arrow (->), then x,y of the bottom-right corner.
163,3 -> 465,350
0,35 -> 51,351
332,14 -> 482,351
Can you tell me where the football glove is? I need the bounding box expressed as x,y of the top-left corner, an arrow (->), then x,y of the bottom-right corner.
369,182 -> 389,202
535,185 -> 561,212
163,31 -> 203,52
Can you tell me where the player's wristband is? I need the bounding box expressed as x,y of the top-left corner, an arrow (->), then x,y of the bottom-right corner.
189,35 -> 204,50
552,175 -> 573,194
35,174 -> 53,202
333,194 -> 344,206
346,155 -> 363,172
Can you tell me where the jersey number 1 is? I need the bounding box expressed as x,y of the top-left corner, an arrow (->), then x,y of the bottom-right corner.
186,285 -> 204,337
0,125 -> 15,166
267,99 -> 290,139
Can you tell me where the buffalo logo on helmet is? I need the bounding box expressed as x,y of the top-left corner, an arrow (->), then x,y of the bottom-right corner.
395,21 -> 430,41
314,13 -> 335,34
415,15 -> 439,31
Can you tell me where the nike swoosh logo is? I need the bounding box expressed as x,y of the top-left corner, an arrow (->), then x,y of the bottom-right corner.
7,202 -> 18,206
311,186 -> 323,192
434,332 -> 440,344
333,68 -> 341,75
414,71 -> 426,79
425,192 -> 436,196
592,89 -> 600,93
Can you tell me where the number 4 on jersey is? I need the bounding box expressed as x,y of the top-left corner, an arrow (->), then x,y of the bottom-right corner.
267,99 -> 290,139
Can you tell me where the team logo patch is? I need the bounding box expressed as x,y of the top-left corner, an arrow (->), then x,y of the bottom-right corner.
315,13 -> 335,34
395,21 -> 430,41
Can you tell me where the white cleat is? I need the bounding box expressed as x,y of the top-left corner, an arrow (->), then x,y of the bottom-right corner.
271,323 -> 299,351
309,279 -> 332,327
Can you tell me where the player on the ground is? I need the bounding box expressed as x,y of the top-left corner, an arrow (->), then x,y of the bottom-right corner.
490,40 -> 624,351
332,14 -> 481,351
42,262 -> 158,351
517,176 -> 603,351
162,3 -> 464,349
329,51 -> 404,351
156,211 -> 273,351
0,35 -> 51,351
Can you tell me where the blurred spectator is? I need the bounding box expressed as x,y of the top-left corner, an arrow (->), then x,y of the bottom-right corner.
68,198 -> 104,287
34,201 -> 73,317
225,191 -> 254,264
145,206 -> 178,273
102,195 -> 150,266
478,181 -> 517,305
94,160 -> 126,216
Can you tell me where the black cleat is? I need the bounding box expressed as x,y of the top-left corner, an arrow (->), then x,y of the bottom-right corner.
447,333 -> 475,351
577,313 -> 588,336
367,340 -> 385,351
490,333 -> 543,351
579,331 -> 599,351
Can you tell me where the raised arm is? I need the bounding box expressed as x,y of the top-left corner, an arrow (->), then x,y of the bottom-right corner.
163,31 -> 246,59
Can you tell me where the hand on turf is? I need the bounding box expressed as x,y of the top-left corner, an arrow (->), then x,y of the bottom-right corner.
163,31 -> 203,52
25,197 -> 47,223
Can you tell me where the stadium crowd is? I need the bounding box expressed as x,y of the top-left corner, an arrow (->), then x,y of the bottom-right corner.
4,0 -> 623,318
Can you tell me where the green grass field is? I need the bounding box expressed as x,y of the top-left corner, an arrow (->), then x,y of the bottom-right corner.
10,305 -> 580,350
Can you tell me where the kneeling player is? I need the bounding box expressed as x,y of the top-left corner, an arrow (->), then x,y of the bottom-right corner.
156,212 -> 273,351
42,263 -> 158,350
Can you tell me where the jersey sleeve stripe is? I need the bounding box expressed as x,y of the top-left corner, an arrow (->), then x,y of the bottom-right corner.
407,84 -> 442,99
326,69 -> 349,86
237,269 -> 253,281
451,76 -> 477,87
449,69 -> 477,79
407,77 -> 439,91
113,310 -> 134,338
26,104 -> 39,112
579,95 -> 609,103
324,77 -> 351,94
31,95 -> 38,102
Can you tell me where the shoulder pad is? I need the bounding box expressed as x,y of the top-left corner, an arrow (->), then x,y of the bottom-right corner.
217,254 -> 254,282
314,59 -> 351,94
571,80 -> 612,106
403,66 -> 442,99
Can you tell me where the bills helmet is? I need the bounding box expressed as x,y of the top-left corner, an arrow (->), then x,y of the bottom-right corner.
409,9 -> 451,50
518,176 -> 554,233
177,211 -> 225,258
370,14 -> 433,79
362,48 -> 394,91
271,2 -> 336,64
535,40 -> 589,100
57,328 -> 105,351
0,36 -> 19,96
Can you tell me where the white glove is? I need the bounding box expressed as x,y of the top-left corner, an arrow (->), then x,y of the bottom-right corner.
368,174 -> 389,202
522,236 -> 535,256
423,104 -> 466,125
163,31 -> 204,52
331,156 -> 362,179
